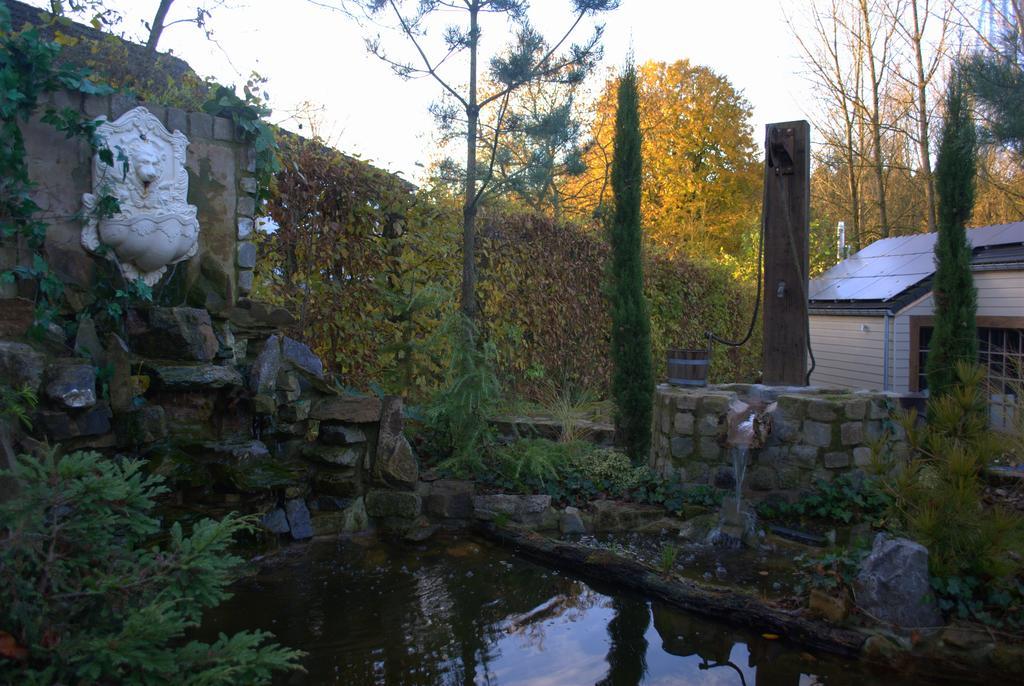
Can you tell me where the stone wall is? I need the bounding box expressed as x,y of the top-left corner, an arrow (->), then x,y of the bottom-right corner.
650,384 -> 910,499
2,91 -> 256,310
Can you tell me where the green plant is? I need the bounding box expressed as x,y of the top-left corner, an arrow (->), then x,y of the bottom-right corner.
658,543 -> 679,575
0,449 -> 304,683
427,313 -> 502,473
795,545 -> 868,595
608,60 -> 654,464
757,473 -> 892,525
880,364 -> 1024,627
491,438 -> 569,488
927,68 -> 978,397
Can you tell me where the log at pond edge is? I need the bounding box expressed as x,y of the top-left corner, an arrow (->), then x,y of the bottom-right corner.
475,522 -> 867,658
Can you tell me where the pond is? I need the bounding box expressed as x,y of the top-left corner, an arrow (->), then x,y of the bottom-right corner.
198,535 -> 936,686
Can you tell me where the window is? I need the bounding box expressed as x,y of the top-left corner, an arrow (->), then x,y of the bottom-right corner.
910,316 -> 1024,429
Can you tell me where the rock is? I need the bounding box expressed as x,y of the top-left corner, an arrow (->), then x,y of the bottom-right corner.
713,466 -> 736,490
106,334 -> 134,413
0,297 -> 34,337
44,363 -> 97,409
840,421 -> 864,445
861,633 -> 903,661
424,479 -> 475,519
319,423 -> 366,446
855,533 -> 944,629
559,506 -> 586,535
285,499 -> 314,540
313,469 -> 362,497
311,396 -> 382,423
249,335 -> 281,394
673,412 -> 695,435
75,402 -> 112,437
807,399 -> 839,422
260,508 -> 290,535
823,451 -> 850,469
803,420 -> 833,448
73,317 -> 104,360
940,624 -> 991,651
853,446 -> 873,467
0,342 -> 44,393
281,337 -> 324,379
35,410 -> 77,441
809,588 -> 849,623
303,444 -> 364,467
472,494 -> 521,520
279,399 -> 311,422
252,393 -> 276,415
339,496 -> 369,532
150,364 -> 244,390
131,307 -> 219,361
375,435 -> 418,488
670,436 -> 694,458
404,515 -> 438,542
365,490 -> 421,519
677,513 -> 717,543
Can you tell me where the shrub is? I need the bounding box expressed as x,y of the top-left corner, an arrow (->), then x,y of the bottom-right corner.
0,450 -> 303,684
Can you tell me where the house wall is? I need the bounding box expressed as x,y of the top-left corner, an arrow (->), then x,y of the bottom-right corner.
892,269 -> 1024,393
808,314 -> 890,390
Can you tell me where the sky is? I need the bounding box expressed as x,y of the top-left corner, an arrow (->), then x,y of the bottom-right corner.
26,0 -> 816,182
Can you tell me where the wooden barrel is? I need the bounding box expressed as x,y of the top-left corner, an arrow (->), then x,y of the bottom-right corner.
666,348 -> 709,387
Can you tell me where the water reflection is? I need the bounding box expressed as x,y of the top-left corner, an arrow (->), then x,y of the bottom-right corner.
196,537 -> 924,685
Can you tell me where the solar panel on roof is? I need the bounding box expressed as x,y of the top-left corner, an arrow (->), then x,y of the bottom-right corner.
808,222 -> 1024,303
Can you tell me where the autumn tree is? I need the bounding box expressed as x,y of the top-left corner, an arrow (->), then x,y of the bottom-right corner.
333,0 -> 617,324
566,60 -> 760,258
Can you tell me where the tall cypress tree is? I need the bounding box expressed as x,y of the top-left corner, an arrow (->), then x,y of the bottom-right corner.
608,62 -> 653,463
927,69 -> 978,397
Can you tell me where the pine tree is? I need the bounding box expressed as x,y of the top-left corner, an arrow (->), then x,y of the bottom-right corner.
608,62 -> 653,463
927,70 -> 978,397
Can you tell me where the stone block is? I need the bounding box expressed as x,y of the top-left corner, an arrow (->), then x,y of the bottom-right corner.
314,469 -> 362,497
82,93 -> 108,119
311,396 -> 382,423
110,93 -> 139,118
240,176 -> 258,195
0,297 -> 34,338
713,466 -> 736,490
700,393 -> 733,414
698,437 -> 721,461
869,399 -> 891,420
844,398 -> 868,420
213,115 -> 233,141
189,111 -> 215,139
237,269 -> 254,294
236,195 -> 256,217
319,423 -> 367,446
824,451 -> 850,469
113,405 -> 167,446
75,402 -> 112,437
282,336 -> 324,379
747,465 -> 777,491
840,421 -> 864,446
0,341 -> 45,392
285,498 -> 313,540
674,393 -> 700,411
670,436 -> 694,459
44,362 -> 96,409
236,241 -> 257,269
365,490 -> 421,519
803,420 -> 833,448
698,413 -> 720,436
150,364 -> 244,390
807,399 -> 839,422
865,420 -> 884,442
131,307 -> 219,361
673,412 -> 694,435
425,479 -> 475,519
237,217 -> 254,239
776,395 -> 807,419
791,444 -> 819,468
166,107 -> 188,135
260,508 -> 290,535
280,399 -> 311,422
853,446 -> 873,467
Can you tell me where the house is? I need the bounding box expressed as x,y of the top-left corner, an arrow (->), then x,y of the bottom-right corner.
807,222 -> 1024,414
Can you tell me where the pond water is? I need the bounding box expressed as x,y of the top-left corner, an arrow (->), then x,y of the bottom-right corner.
198,535 -> 937,686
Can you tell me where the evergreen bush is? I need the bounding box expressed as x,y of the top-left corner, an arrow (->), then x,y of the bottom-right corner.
0,450 -> 303,684
927,70 -> 978,397
608,61 -> 654,464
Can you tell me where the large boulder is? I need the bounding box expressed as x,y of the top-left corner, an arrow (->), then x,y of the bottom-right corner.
149,363 -> 244,390
285,498 -> 314,540
855,533 -> 944,629
372,396 -> 417,487
281,336 -> 324,379
130,307 -> 219,361
365,490 -> 421,519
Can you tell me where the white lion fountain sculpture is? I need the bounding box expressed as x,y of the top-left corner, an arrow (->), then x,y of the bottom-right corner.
82,106 -> 200,286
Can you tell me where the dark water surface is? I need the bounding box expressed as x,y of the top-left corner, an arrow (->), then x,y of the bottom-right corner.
198,535 -> 929,686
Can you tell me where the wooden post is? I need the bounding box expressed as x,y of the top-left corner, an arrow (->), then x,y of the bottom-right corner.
762,121 -> 810,386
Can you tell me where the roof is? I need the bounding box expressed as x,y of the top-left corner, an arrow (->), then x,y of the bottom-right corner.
808,221 -> 1024,313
